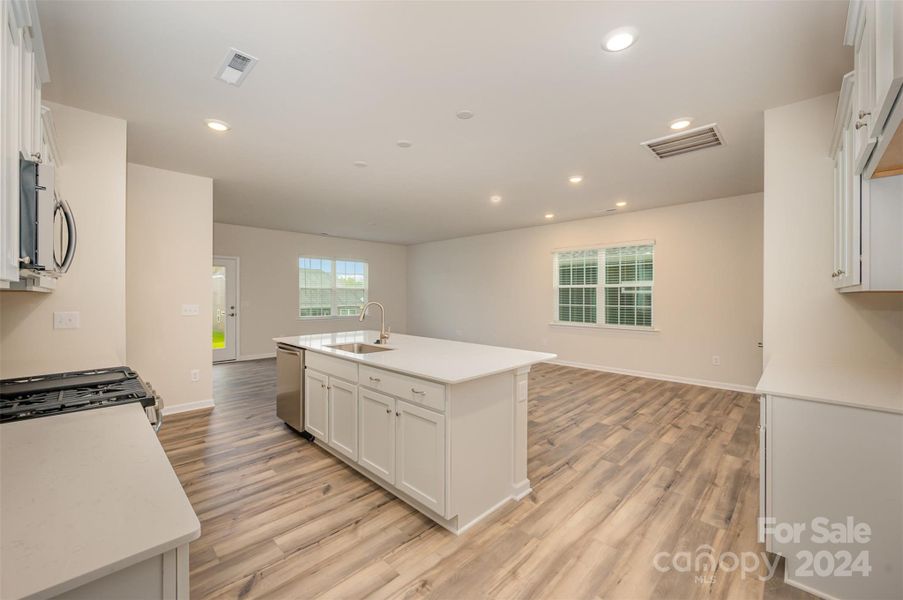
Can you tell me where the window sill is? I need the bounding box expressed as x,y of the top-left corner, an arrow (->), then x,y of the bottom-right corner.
297,315 -> 362,321
549,321 -> 660,333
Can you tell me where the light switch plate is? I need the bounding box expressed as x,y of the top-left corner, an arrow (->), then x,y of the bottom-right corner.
53,311 -> 80,329
181,304 -> 200,316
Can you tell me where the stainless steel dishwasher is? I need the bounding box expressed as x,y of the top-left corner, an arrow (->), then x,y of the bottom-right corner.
276,344 -> 305,433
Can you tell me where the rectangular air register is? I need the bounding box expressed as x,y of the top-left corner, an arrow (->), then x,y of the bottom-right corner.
215,48 -> 258,86
641,123 -> 725,159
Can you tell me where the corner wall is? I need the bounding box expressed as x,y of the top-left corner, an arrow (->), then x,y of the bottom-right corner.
213,223 -> 408,358
763,92 -> 903,371
0,103 -> 127,377
407,193 -> 764,390
126,164 -> 213,411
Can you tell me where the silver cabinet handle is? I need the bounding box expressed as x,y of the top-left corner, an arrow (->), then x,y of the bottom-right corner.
321,384 -> 326,389
837,269 -> 845,276
858,110 -> 871,119
411,388 -> 425,395
396,411 -> 401,416
369,376 -> 381,383
386,408 -> 391,414
831,271 -> 838,278
855,120 -> 867,130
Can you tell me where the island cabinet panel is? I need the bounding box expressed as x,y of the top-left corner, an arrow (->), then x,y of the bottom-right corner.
304,368 -> 329,440
359,388 -> 396,484
328,378 -> 359,461
359,365 -> 445,412
306,351 -> 359,383
396,399 -> 446,515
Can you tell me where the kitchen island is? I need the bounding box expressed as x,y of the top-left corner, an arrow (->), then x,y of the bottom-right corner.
274,330 -> 555,534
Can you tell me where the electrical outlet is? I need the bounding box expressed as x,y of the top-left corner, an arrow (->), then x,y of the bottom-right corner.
711,355 -> 721,366
190,369 -> 200,382
181,304 -> 200,316
53,311 -> 80,329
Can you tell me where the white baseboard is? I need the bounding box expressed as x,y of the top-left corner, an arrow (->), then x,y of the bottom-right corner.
162,398 -> 215,416
548,359 -> 757,394
236,352 -> 276,362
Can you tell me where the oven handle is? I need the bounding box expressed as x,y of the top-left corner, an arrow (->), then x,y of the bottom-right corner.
153,397 -> 164,432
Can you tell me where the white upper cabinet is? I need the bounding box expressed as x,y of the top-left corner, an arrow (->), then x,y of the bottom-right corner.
849,1 -> 879,172
845,0 -> 903,177
1,0 -> 50,286
831,2 -> 903,293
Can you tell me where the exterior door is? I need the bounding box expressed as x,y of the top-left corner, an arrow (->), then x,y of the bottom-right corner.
212,256 -> 239,362
396,400 -> 445,515
328,378 -> 358,461
359,388 -> 395,484
304,369 -> 328,440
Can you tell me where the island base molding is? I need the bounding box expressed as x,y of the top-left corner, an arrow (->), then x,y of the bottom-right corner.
313,438 -> 531,535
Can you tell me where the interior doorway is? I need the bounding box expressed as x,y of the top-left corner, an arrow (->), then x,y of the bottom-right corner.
213,256 -> 239,362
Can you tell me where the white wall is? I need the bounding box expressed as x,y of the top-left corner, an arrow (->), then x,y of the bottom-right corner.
127,164 -> 213,411
0,103 -> 127,377
407,193 -> 764,390
763,92 -> 903,371
213,223 -> 408,358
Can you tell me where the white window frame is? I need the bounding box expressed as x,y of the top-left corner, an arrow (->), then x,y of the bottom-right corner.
298,256 -> 369,320
550,240 -> 657,331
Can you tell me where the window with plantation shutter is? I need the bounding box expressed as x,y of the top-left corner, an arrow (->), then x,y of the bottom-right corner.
553,242 -> 654,329
299,257 -> 368,318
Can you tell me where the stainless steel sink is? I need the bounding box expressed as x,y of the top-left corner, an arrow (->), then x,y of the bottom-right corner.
325,342 -> 394,354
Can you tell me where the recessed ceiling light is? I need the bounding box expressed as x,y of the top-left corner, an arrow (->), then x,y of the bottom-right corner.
669,118 -> 693,130
616,201 -> 627,207
602,27 -> 637,52
205,119 -> 230,132
568,175 -> 584,184
456,110 -> 474,120
353,160 -> 368,168
490,195 -> 502,203
396,140 -> 413,148
544,213 -> 555,220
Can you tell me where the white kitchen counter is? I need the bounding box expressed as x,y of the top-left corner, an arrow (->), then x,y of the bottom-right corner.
757,357 -> 903,414
0,404 -> 200,600
274,330 -> 557,384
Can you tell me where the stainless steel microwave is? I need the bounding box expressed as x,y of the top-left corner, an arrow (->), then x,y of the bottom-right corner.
19,154 -> 76,276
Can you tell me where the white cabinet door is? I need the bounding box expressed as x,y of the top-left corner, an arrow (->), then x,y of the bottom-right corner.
834,113 -> 863,290
304,368 -> 329,440
359,388 -> 396,484
852,0 -> 879,171
395,400 -> 445,515
328,377 -> 358,461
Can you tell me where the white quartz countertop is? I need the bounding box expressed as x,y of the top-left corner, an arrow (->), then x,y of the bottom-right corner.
757,357 -> 903,415
1,404 -> 200,600
274,330 -> 556,384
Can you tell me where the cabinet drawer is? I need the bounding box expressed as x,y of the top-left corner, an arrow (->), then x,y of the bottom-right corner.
306,351 -> 358,383
360,365 -> 445,412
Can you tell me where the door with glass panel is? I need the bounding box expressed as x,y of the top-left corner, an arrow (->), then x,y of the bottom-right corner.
213,256 -> 239,362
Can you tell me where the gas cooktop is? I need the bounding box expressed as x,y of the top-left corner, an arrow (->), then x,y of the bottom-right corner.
0,366 -> 161,426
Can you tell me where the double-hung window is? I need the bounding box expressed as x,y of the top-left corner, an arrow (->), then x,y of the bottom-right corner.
299,257 -> 368,318
553,242 -> 654,329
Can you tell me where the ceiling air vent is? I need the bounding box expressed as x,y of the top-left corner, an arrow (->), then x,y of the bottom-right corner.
215,48 -> 258,86
641,123 -> 725,159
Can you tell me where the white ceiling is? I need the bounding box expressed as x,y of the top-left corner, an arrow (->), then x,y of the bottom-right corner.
38,1 -> 850,245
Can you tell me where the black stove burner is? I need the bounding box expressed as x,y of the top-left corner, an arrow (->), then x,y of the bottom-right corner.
0,367 -> 158,423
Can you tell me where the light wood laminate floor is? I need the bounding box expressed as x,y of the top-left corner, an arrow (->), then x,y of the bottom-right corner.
158,359 -> 813,600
